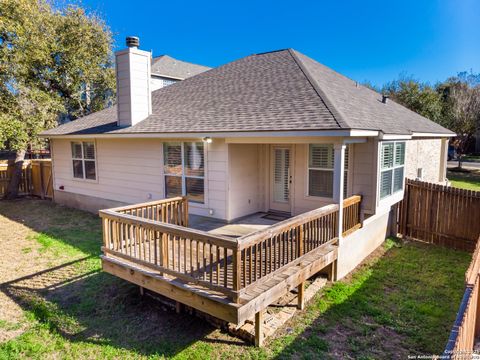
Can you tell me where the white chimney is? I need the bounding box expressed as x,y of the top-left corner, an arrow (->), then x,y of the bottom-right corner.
115,36 -> 152,127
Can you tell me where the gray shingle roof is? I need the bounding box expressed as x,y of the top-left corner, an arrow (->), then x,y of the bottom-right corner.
42,49 -> 454,136
151,55 -> 211,79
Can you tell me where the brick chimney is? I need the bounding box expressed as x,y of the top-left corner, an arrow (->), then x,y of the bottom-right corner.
115,36 -> 152,127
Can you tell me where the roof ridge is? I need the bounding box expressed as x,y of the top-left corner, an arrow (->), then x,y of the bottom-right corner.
287,49 -> 350,129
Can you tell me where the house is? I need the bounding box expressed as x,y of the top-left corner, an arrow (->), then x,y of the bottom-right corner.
41,37 -> 453,285
150,53 -> 211,90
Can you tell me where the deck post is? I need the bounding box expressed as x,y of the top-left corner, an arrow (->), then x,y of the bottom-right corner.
233,249 -> 241,303
139,286 -> 144,296
333,143 -> 346,242
176,301 -> 183,314
297,282 -> 305,310
255,310 -> 264,347
328,260 -> 338,281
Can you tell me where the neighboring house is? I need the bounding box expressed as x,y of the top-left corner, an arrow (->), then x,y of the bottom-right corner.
41,38 -> 454,278
150,54 -> 211,90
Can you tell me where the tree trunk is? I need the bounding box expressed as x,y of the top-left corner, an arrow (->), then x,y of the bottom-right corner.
4,149 -> 27,199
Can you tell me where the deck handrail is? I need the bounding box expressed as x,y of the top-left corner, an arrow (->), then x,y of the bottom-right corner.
106,196 -> 186,213
100,209 -> 238,250
237,204 -> 339,250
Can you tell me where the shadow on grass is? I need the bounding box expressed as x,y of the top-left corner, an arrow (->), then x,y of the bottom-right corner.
0,256 -> 235,358
272,240 -> 471,359
0,198 -> 102,256
0,199 -> 244,358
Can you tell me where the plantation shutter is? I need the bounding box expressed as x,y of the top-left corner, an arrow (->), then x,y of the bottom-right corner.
308,144 -> 334,198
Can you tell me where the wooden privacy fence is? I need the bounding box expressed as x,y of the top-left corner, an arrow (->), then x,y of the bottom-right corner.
0,159 -> 53,199
398,179 -> 480,251
0,163 -> 31,195
100,195 -> 362,302
444,236 -> 480,359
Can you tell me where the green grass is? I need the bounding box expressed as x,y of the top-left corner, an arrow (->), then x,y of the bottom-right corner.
448,169 -> 480,191
463,155 -> 480,162
0,200 -> 471,359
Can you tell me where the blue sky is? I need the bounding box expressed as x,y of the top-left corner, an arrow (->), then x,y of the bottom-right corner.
81,0 -> 479,87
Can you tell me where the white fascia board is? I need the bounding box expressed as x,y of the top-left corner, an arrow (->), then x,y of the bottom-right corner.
411,132 -> 456,138
41,129 -> 379,140
379,134 -> 413,140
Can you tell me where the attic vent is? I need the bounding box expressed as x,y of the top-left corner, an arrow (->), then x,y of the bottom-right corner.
382,94 -> 389,104
126,36 -> 139,48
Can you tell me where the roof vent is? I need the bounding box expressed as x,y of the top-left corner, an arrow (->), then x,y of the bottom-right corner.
382,94 -> 389,104
126,36 -> 139,48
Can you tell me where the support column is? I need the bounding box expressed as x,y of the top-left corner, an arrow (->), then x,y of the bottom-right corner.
255,310 -> 264,347
333,143 -> 346,242
297,282 -> 305,310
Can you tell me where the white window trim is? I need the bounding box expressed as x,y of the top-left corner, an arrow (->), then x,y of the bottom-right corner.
71,140 -> 98,183
163,142 -> 206,205
306,144 -> 335,200
304,143 -> 352,201
377,141 -> 405,206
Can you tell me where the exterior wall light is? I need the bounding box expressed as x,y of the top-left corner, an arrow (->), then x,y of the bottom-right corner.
202,137 -> 212,144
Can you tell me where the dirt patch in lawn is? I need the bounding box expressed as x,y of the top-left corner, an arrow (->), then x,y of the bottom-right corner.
0,200 -> 46,342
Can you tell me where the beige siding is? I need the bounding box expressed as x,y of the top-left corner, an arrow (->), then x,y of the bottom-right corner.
204,139 -> 228,219
228,144 -> 262,220
51,138 -> 228,219
405,138 -> 443,183
351,139 -> 377,214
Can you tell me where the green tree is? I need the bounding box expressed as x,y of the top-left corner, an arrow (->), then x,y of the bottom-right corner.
0,0 -> 115,198
382,76 -> 443,123
438,74 -> 480,166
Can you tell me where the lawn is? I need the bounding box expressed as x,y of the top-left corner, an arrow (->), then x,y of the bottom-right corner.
0,199 -> 471,359
447,169 -> 480,191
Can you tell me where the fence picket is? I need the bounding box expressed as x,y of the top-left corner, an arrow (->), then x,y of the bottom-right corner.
398,179 -> 480,252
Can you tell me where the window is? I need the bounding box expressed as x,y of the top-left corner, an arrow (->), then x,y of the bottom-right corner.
308,144 -> 334,197
71,142 -> 96,180
379,142 -> 405,199
164,142 -> 205,203
308,144 -> 350,198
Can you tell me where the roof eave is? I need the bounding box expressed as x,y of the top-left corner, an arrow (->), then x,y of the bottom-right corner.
40,129 -> 380,139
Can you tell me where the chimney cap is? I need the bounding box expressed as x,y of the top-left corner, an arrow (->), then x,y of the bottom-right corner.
382,94 -> 389,104
126,36 -> 139,48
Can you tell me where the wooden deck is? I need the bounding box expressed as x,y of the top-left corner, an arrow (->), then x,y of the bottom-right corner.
100,195 -> 362,346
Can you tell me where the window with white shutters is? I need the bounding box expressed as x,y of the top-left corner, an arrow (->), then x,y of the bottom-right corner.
164,142 -> 205,203
308,144 -> 334,198
307,144 -> 350,199
379,141 -> 405,199
71,141 -> 96,180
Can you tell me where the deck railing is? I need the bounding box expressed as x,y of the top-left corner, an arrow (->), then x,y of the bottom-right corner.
100,195 -> 362,302
343,195 -> 362,236
100,197 -> 239,298
236,204 -> 339,290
